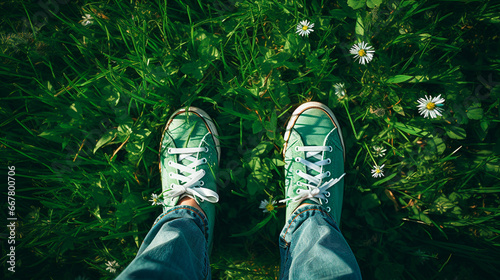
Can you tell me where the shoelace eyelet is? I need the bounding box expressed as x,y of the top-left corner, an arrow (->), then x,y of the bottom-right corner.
168,148 -> 172,154
326,171 -> 331,177
202,158 -> 207,164
168,161 -> 173,166
199,181 -> 204,186
326,206 -> 331,212
295,157 -> 300,162
328,146 -> 333,152
204,147 -> 209,152
326,158 -> 331,164
169,173 -> 173,177
295,146 -> 299,151
325,191 -> 330,198
296,170 -> 300,175
324,198 -> 329,203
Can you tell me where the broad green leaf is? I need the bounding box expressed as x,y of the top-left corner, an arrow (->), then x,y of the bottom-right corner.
393,104 -> 405,116
427,136 -> 446,155
480,119 -> 489,131
446,126 -> 467,140
485,160 -> 500,173
272,51 -> 291,68
272,158 -> 286,167
373,173 -> 397,186
409,211 -> 433,225
408,75 -> 430,83
366,0 -> 383,8
199,45 -> 219,60
252,121 -> 263,134
386,75 -> 413,84
348,0 -> 366,10
329,9 -> 349,20
284,33 -> 299,52
246,176 -> 264,196
199,36 -> 220,61
251,142 -> 271,156
433,195 -> 455,214
180,61 -> 204,80
94,130 -> 116,153
466,103 -> 484,120
117,123 -> 133,140
282,61 -> 301,70
355,14 -> 365,37
393,122 -> 429,137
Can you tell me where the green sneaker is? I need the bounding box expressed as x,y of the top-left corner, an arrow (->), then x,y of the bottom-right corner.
159,107 -> 220,248
280,102 -> 346,224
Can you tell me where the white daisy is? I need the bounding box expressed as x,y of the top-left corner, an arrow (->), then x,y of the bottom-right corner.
371,164 -> 385,178
105,260 -> 119,274
81,14 -> 94,26
350,42 -> 375,65
417,94 -> 445,119
259,199 -> 277,213
149,193 -> 163,206
296,20 -> 314,37
372,145 -> 387,157
334,83 -> 346,97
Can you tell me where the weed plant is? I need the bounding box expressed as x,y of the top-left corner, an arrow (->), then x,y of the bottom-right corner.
1,0 -> 500,279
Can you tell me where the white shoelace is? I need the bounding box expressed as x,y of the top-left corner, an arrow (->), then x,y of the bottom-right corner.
164,147 -> 219,203
279,146 -> 345,208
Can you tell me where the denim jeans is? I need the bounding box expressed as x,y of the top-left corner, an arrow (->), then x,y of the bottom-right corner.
117,204 -> 361,280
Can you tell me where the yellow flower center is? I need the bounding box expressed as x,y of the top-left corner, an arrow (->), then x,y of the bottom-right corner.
302,25 -> 308,31
426,102 -> 436,110
375,168 -> 381,174
358,49 -> 366,57
266,204 -> 275,212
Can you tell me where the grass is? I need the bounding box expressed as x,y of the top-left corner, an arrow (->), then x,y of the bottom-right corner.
1,0 -> 500,279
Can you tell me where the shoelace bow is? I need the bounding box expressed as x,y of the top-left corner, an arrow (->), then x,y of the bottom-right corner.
279,146 -> 345,206
163,147 -> 219,203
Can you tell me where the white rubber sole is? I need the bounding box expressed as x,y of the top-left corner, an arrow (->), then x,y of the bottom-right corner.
283,102 -> 345,160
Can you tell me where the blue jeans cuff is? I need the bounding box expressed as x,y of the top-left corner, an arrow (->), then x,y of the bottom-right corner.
279,204 -> 338,246
152,205 -> 209,241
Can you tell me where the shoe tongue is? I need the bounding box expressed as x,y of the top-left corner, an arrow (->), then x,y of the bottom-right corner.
179,154 -> 191,167
174,150 -> 198,179
304,150 -> 323,178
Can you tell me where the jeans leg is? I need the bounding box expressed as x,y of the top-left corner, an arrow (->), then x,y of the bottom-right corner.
116,205 -> 210,280
279,204 -> 362,280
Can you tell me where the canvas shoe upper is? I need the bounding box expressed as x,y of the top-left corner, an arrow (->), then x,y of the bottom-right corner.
159,107 -> 220,247
280,102 -> 346,224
